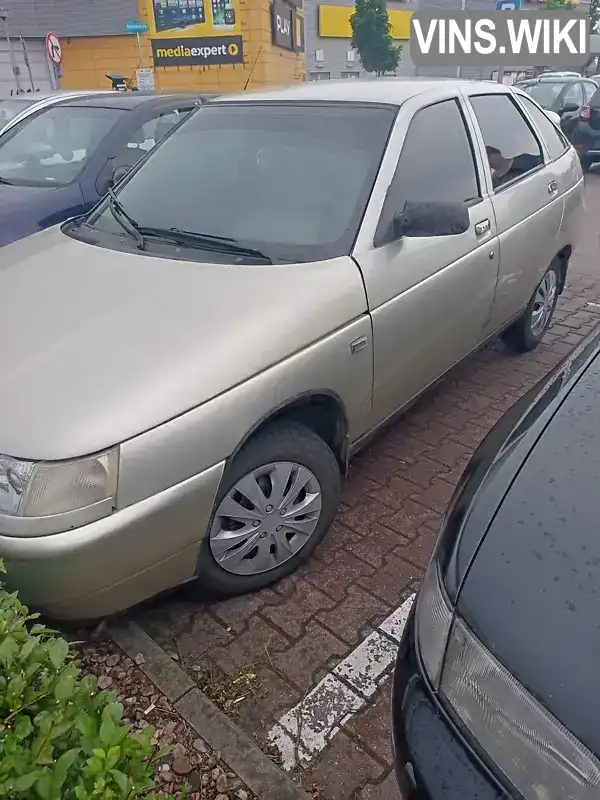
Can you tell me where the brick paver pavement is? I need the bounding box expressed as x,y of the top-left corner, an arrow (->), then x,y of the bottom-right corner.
134,174 -> 600,799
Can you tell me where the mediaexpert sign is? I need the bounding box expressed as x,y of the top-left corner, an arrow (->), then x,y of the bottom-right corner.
145,0 -> 242,64
272,0 -> 294,50
152,35 -> 244,66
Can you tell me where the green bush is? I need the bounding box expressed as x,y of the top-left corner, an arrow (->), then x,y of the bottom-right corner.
0,560 -> 178,799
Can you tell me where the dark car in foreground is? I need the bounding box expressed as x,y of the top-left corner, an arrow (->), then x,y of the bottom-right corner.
392,326 -> 600,799
0,92 -> 201,247
515,75 -> 597,140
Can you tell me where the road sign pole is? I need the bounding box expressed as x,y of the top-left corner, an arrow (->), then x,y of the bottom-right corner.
136,32 -> 143,66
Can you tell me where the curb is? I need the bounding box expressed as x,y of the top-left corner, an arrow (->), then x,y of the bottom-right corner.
109,620 -> 311,800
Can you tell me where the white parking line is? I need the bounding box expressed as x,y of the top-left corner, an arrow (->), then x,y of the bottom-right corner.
267,593 -> 416,770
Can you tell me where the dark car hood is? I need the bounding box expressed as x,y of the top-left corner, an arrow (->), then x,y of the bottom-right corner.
456,342 -> 600,758
0,182 -> 82,246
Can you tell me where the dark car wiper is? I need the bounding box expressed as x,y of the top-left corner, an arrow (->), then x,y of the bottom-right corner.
107,187 -> 145,250
0,176 -> 15,186
138,226 -> 272,263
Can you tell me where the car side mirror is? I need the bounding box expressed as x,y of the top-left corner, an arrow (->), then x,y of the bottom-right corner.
96,164 -> 132,197
560,102 -> 579,114
393,201 -> 471,239
111,165 -> 131,186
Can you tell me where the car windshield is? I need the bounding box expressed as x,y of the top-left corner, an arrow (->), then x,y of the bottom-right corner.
0,97 -> 36,128
523,81 -> 567,108
86,102 -> 397,263
0,105 -> 124,187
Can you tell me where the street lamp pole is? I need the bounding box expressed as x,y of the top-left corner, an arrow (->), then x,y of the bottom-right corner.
0,8 -> 21,94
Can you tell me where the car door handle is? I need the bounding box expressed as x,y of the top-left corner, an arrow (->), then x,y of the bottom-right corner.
474,219 -> 491,235
548,180 -> 558,195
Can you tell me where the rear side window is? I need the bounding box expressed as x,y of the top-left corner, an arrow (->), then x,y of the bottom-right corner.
583,82 -> 597,103
563,81 -> 584,107
470,94 -> 543,190
517,95 -> 568,161
374,99 -> 480,248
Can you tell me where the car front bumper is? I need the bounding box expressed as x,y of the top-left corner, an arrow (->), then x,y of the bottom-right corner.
0,461 -> 224,621
391,611 -> 510,800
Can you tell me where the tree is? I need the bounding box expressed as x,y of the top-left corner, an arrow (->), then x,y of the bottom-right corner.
350,0 -> 401,76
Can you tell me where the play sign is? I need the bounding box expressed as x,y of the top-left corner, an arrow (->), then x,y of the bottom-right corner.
46,32 -> 62,66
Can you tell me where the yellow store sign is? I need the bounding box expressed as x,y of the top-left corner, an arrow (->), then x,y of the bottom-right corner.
318,5 -> 413,40
144,0 -> 244,66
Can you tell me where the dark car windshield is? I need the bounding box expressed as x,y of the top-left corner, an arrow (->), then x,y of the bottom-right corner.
522,81 -> 567,108
86,102 -> 397,263
0,97 -> 36,128
0,105 -> 124,187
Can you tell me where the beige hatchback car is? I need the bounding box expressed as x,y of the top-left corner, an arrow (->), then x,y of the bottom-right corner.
0,79 -> 584,620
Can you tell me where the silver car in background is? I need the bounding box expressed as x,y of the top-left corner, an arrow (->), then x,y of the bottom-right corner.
0,78 -> 584,621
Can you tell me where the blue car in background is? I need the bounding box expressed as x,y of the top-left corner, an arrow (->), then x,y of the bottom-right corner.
0,92 -> 203,247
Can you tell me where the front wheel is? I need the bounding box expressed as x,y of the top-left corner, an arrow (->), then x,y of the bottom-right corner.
188,421 -> 341,599
502,260 -> 560,353
580,154 -> 593,173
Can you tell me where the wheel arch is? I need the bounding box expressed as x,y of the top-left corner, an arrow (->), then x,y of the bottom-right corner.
226,391 -> 350,475
556,245 -> 572,294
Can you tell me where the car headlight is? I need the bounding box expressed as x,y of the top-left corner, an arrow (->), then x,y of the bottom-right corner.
415,558 -> 453,689
440,617 -> 600,800
0,449 -> 118,517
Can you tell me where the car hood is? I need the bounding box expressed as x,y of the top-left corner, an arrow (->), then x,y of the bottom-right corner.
456,347 -> 600,759
0,182 -> 77,247
0,228 -> 367,461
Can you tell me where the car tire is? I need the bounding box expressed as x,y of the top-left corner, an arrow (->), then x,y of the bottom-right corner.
580,155 -> 593,172
502,259 -> 561,354
188,421 -> 341,599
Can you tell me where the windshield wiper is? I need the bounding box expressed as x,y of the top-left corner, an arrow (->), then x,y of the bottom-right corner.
138,226 -> 272,263
0,176 -> 15,186
107,187 -> 145,250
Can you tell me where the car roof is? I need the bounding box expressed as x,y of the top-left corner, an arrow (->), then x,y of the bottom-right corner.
212,77 -> 509,107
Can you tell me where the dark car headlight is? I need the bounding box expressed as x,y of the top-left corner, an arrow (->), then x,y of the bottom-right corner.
415,561 -> 600,799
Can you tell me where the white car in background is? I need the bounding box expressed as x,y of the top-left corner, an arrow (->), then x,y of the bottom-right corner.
0,90 -> 116,134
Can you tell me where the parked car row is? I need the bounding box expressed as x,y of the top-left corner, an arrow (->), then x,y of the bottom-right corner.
515,73 -> 600,170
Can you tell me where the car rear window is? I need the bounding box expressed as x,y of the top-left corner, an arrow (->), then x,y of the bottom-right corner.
516,94 -> 568,161
524,81 -> 566,108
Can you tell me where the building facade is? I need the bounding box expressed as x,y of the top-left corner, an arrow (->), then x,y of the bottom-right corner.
304,0 -> 592,82
304,0 -> 415,81
0,0 -> 305,98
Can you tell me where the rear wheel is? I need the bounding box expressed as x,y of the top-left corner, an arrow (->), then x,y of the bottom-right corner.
502,260 -> 560,353
188,421 -> 341,599
580,154 -> 593,172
